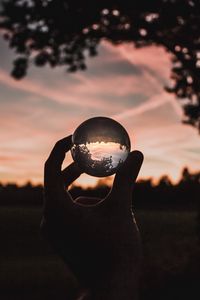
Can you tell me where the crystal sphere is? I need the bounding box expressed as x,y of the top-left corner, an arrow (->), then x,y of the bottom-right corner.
71,117 -> 131,177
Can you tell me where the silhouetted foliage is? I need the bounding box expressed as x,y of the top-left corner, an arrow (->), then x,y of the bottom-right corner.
0,182 -> 43,205
0,168 -> 199,209
1,0 -> 200,131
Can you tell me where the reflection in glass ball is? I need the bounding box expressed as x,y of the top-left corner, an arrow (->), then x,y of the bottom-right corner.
71,117 -> 131,177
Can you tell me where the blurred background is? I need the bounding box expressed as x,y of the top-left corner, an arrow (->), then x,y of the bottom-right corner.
0,1 -> 200,299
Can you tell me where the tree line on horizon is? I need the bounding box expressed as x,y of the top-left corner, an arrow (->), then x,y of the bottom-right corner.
0,167 -> 199,209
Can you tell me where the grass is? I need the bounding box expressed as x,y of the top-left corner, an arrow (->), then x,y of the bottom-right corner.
136,210 -> 198,269
0,206 -> 199,299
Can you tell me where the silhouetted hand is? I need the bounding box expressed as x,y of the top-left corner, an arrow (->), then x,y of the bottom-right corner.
40,135 -> 143,300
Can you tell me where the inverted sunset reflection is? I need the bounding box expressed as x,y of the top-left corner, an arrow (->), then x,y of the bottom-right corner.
71,141 -> 129,177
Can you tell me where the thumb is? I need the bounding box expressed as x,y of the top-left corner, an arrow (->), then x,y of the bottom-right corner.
109,150 -> 144,200
62,162 -> 83,189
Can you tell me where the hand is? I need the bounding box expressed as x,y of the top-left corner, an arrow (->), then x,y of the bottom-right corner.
40,135 -> 144,300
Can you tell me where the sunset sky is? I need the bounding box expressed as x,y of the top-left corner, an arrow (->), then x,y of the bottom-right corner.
0,36 -> 200,187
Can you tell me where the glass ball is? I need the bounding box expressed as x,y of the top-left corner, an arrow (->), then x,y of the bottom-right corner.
71,117 -> 131,177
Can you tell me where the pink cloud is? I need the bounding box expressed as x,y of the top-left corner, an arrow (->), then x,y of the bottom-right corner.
113,91 -> 183,121
0,40 -> 199,185
103,41 -> 172,79
0,69 -> 111,110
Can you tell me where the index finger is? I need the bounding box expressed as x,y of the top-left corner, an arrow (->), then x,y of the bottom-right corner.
44,135 -> 72,189
43,135 -> 75,218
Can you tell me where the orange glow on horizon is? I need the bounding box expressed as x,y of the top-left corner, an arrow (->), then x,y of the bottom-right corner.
0,39 -> 200,186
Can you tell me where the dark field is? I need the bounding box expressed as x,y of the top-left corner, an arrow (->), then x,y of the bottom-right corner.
0,206 -> 200,300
